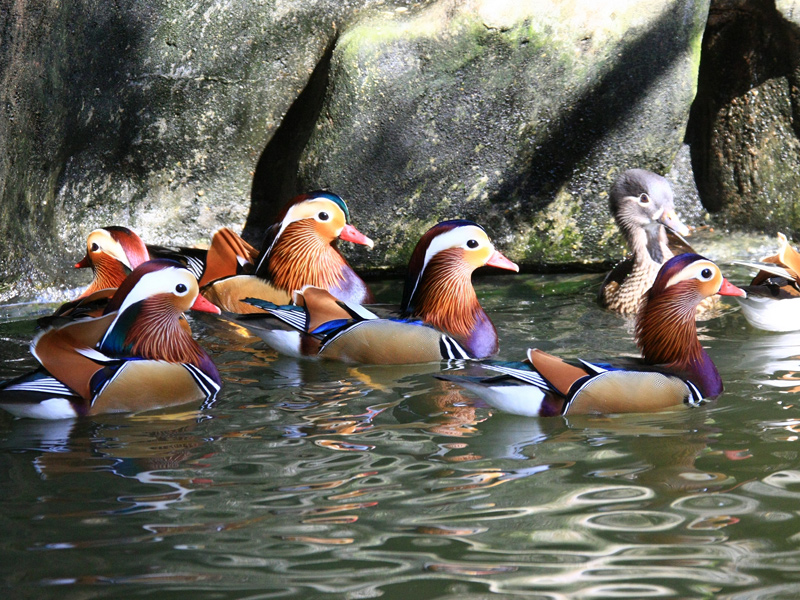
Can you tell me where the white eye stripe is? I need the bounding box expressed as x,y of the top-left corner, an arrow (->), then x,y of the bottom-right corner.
664,260 -> 719,288
422,225 -> 490,268
257,199 -> 345,267
283,199 -> 342,227
115,267 -> 196,314
406,225 -> 492,303
87,230 -> 132,269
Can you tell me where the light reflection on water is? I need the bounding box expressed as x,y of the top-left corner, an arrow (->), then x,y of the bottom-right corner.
4,270 -> 800,598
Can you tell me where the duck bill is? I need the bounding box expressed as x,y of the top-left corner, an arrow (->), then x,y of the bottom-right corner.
75,255 -> 92,269
657,209 -> 690,237
718,278 -> 746,297
486,250 -> 519,272
339,224 -> 374,249
190,294 -> 222,314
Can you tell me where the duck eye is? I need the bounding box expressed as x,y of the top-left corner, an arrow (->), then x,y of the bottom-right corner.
175,283 -> 187,294
466,239 -> 479,249
90,243 -> 100,252
638,193 -> 650,204
318,211 -> 330,221
699,268 -> 713,280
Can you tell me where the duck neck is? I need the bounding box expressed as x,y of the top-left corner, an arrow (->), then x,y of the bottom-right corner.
636,292 -> 721,396
266,220 -> 346,293
625,222 -> 671,267
82,260 -> 130,298
407,251 -> 497,357
102,297 -> 212,374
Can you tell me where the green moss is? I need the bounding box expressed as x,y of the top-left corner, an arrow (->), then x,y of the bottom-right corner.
503,188 -> 584,263
380,218 -> 434,266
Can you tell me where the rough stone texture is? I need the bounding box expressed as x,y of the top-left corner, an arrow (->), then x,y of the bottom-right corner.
297,0 -> 711,271
0,0 -> 709,301
687,0 -> 800,235
0,0 -> 411,300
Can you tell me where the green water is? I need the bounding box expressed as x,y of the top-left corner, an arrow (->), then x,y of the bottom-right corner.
2,267 -> 800,599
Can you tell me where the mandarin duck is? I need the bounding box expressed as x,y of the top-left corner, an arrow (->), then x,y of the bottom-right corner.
736,233 -> 800,332
75,226 -> 150,298
43,226 -> 218,326
39,226 -> 153,327
438,254 -> 744,417
599,169 -> 698,315
0,259 -> 222,419
201,191 -> 374,313
236,220 -> 519,364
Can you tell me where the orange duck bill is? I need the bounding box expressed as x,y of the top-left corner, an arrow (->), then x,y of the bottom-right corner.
485,250 -> 519,272
718,278 -> 746,297
338,224 -> 374,249
191,293 -> 222,314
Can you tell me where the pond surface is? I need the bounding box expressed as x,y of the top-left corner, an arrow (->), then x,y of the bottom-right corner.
3,263 -> 800,599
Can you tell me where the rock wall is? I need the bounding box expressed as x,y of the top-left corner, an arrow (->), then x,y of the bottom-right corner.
293,0 -> 710,271
0,0 -> 381,299
2,0 -> 792,301
687,0 -> 800,234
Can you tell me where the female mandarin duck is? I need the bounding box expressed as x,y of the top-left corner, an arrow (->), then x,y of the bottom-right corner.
599,169 -> 696,315
736,232 -> 800,331
237,220 -> 519,363
201,191 -> 375,313
438,254 -> 744,417
0,259 -> 222,419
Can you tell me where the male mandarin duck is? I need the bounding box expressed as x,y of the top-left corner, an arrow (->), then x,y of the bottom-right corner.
44,226 -> 220,326
0,259 -> 222,420
75,226 -> 151,298
201,191 -> 375,313
39,226 -> 153,327
599,169 -> 699,315
736,232 -> 800,331
236,220 -> 519,363
437,254 -> 745,417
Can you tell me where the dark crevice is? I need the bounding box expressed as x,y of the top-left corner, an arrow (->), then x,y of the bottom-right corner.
242,36 -> 337,246
685,0 -> 799,211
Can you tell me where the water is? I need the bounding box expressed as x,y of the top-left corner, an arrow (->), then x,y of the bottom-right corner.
3,266 -> 800,599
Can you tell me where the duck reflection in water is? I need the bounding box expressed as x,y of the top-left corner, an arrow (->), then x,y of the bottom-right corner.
2,412 -> 216,514
425,385 -> 737,497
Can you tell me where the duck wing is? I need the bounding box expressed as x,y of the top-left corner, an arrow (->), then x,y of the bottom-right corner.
435,359 -> 566,416
598,256 -> 634,305
0,369 -> 85,419
198,227 -> 259,287
88,360 -> 220,415
531,350 -> 704,415
32,314 -> 116,401
37,288 -> 116,329
443,349 -> 702,416
203,275 -> 291,313
147,244 -> 208,280
735,260 -> 798,287
241,287 -> 469,364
